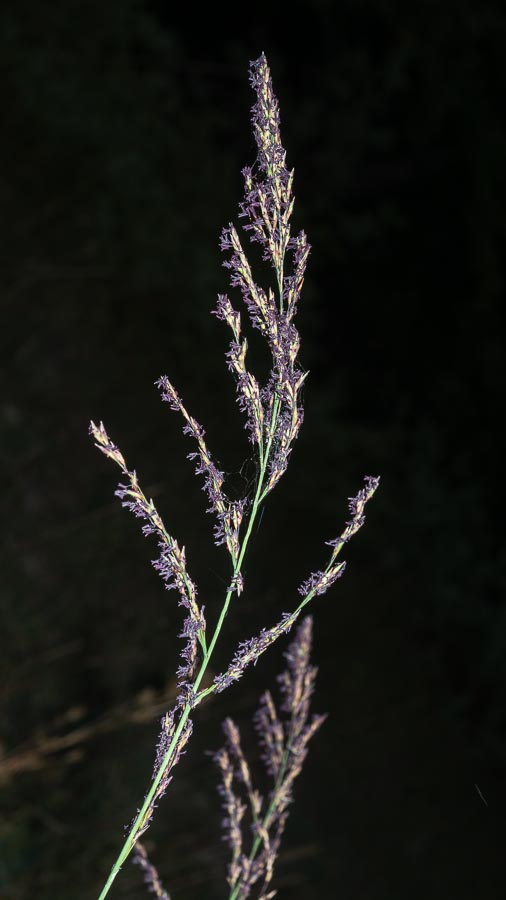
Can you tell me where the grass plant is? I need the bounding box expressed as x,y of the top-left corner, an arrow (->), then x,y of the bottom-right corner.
90,53 -> 379,899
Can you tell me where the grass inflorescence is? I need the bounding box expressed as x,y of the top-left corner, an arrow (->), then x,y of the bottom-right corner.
90,53 -> 379,900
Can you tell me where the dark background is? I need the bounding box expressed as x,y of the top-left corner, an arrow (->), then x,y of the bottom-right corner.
1,1 -> 506,898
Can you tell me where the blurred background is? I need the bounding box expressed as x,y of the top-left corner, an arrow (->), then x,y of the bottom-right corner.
1,1 -> 505,897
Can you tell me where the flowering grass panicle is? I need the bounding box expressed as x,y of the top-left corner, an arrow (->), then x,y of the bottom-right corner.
90,53 -> 379,900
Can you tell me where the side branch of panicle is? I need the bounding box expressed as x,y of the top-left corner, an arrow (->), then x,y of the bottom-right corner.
89,420 -> 205,702
251,618 -> 326,897
212,475 -> 379,697
213,293 -> 265,448
326,475 -> 381,552
132,842 -> 171,900
298,475 -> 380,599
156,377 -> 245,573
89,420 -> 199,611
276,615 -> 317,741
222,717 -> 262,823
214,616 -> 325,898
213,611 -> 299,694
214,744 -> 246,889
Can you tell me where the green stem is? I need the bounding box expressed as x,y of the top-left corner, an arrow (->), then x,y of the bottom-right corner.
97,702 -> 191,900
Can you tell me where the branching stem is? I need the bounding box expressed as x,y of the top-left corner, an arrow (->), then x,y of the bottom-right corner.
97,400 -> 281,900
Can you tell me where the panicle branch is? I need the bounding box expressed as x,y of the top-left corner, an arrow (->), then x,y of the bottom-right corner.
276,615 -> 316,739
253,691 -> 284,779
222,717 -> 263,822
156,377 -> 246,571
214,744 -> 247,888
132,842 -> 171,900
212,476 -> 379,698
213,612 -> 299,694
326,474 -> 381,553
89,420 -> 205,703
214,616 -> 325,899
298,475 -> 380,598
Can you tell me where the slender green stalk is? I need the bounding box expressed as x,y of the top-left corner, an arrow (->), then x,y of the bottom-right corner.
97,704 -> 191,900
